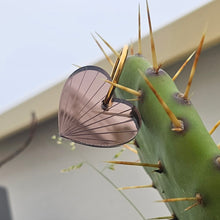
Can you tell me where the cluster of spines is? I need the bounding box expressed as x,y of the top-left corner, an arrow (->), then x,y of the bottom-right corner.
90,1 -> 220,219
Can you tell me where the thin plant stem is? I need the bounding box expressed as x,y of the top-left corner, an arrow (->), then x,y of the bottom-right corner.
86,162 -> 146,220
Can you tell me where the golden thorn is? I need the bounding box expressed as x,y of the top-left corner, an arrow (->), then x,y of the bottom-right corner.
138,4 -> 142,55
183,33 -> 205,99
123,144 -> 138,154
209,120 -> 220,135
148,215 -> 176,220
91,33 -> 114,67
155,63 -> 163,73
184,202 -> 199,211
105,80 -> 142,97
138,70 -> 183,131
157,193 -> 203,212
125,98 -> 140,102
172,51 -> 196,81
146,0 -> 158,71
157,197 -> 197,203
111,45 -> 128,81
103,45 -> 128,107
95,32 -> 120,57
185,193 -> 203,211
130,42 -> 134,55
106,160 -> 161,169
118,184 -> 153,190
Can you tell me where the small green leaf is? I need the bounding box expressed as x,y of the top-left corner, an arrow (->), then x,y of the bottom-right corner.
70,142 -> 76,150
58,137 -> 62,141
51,135 -> 57,140
113,148 -> 125,159
71,146 -> 76,151
55,136 -> 63,145
61,162 -> 83,173
108,164 -> 115,170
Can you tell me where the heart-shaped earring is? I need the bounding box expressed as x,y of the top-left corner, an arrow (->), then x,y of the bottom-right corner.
58,65 -> 141,147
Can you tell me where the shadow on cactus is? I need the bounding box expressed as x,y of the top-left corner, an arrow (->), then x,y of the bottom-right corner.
58,1 -> 220,219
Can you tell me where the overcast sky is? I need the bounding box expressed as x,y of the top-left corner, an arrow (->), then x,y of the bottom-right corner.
0,0 -> 212,114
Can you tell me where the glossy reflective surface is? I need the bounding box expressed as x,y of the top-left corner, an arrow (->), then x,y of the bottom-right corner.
58,66 -> 140,147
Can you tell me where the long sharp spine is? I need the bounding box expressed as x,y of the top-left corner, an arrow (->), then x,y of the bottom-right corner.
148,216 -> 177,220
91,33 -> 114,67
106,160 -> 161,169
123,144 -> 138,154
183,33 -> 205,99
138,4 -> 142,55
157,193 -> 203,212
146,0 -> 158,71
139,70 -> 183,131
172,51 -> 196,81
118,184 -> 153,190
105,80 -> 142,97
209,120 -> 220,135
95,32 -> 120,57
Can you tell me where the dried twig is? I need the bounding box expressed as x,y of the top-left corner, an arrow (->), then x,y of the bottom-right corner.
0,112 -> 38,168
